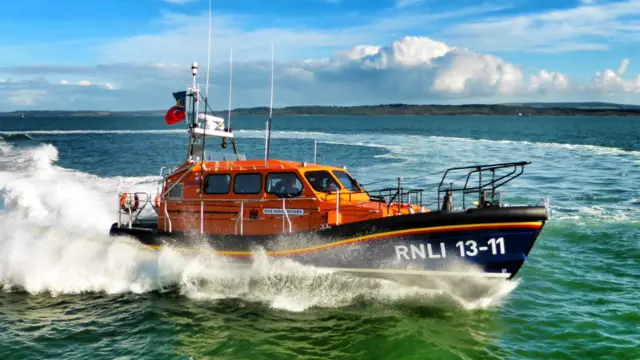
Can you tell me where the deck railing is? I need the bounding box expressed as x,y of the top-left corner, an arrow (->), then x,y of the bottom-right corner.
116,192 -> 157,229
436,161 -> 530,210
115,191 -> 393,235
116,162 -> 534,233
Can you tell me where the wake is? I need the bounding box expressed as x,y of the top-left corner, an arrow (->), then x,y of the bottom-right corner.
0,140 -> 518,311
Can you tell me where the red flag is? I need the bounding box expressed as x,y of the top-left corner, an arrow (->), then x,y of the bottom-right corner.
165,106 -> 185,125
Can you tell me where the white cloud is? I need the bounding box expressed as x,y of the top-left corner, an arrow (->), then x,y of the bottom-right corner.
444,0 -> 640,53
530,70 -> 569,93
589,60 -> 640,94
0,78 -> 119,109
2,37 -> 640,110
7,90 -> 48,106
617,58 -> 630,75
99,4 -> 513,64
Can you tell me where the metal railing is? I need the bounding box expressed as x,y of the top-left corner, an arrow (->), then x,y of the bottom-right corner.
229,196 -> 309,234
117,162 -> 533,234
116,192 -> 157,229
366,177 -> 425,215
140,196 -> 320,235
436,161 -> 530,210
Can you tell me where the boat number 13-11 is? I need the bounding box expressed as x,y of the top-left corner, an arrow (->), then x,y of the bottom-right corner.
456,237 -> 505,257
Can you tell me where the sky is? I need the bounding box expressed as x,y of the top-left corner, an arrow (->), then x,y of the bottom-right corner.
1,0 -> 640,111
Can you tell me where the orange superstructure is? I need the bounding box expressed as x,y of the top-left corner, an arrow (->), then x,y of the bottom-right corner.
155,159 -> 427,235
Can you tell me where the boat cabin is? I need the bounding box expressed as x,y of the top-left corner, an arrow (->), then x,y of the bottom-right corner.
155,159 -> 425,235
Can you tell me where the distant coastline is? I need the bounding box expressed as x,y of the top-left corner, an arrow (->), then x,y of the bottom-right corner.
3,102 -> 640,117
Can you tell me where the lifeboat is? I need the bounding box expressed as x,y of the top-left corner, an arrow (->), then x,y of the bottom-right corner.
109,61 -> 550,281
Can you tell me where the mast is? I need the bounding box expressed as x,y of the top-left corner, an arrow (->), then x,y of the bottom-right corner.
181,0 -> 236,164
264,42 -> 274,164
186,61 -> 199,162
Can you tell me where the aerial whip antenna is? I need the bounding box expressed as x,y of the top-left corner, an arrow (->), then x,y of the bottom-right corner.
198,0 -> 213,235
205,0 -> 212,99
228,48 -> 233,131
264,41 -> 274,164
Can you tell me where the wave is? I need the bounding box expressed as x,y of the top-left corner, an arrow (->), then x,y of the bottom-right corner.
234,130 -> 640,157
0,141 -> 516,311
3,128 -> 638,157
0,133 -> 37,142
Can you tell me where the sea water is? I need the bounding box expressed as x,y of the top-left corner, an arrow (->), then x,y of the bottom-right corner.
0,115 -> 638,359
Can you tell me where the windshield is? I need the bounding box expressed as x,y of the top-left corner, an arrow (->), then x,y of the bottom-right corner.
332,170 -> 361,192
304,170 -> 339,192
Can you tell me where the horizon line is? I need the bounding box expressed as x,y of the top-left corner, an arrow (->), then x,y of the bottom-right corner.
2,100 -> 637,113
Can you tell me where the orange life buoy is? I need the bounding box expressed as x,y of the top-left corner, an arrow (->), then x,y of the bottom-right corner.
120,193 -> 139,212
154,194 -> 161,209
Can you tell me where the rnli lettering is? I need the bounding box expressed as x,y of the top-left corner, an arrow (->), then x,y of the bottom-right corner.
395,238 -> 506,260
263,208 -> 305,216
395,243 -> 447,260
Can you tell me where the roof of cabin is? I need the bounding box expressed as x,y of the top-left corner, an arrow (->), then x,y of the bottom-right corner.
184,159 -> 348,173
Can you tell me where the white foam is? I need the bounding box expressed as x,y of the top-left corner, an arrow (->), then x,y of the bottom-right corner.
233,129 -> 640,157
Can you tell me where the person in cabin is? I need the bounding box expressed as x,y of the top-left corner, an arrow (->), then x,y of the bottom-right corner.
275,176 -> 302,197
323,177 -> 338,192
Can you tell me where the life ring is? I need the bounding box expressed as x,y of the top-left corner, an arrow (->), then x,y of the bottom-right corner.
154,194 -> 161,209
120,193 -> 139,212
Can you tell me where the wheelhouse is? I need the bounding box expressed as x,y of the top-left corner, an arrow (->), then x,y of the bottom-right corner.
154,159 -> 424,236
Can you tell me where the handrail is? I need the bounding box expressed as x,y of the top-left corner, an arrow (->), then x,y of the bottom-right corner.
234,201 -> 244,235
164,199 -> 172,232
162,163 -> 198,197
200,198 -> 204,234
193,161 -> 291,171
160,196 -> 385,214
437,161 -> 531,209
282,198 -> 292,232
336,188 -> 340,225
162,196 -> 319,203
367,186 -> 425,212
116,192 -> 153,229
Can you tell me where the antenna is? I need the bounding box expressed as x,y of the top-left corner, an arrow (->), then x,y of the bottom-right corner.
264,41 -> 274,164
228,48 -> 233,131
270,41 -> 274,121
204,0 -> 212,99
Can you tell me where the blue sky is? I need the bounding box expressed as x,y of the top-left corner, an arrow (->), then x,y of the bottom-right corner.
1,0 -> 639,110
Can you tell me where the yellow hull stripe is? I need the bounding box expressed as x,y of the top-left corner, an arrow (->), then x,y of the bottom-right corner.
144,221 -> 543,257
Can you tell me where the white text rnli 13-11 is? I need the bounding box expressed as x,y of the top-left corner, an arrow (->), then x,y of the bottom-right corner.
395,237 -> 506,260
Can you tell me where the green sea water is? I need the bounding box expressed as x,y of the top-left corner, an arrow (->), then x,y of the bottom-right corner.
0,115 -> 638,359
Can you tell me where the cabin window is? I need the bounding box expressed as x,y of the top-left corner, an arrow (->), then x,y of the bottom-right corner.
168,183 -> 183,199
332,170 -> 361,192
266,172 -> 304,197
204,174 -> 231,194
304,170 -> 339,192
234,173 -> 262,194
